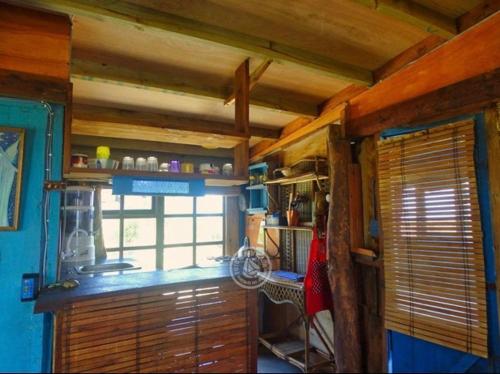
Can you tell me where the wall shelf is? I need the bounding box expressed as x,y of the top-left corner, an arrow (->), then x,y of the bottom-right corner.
64,167 -> 248,187
263,225 -> 313,232
265,172 -> 328,186
246,183 -> 266,190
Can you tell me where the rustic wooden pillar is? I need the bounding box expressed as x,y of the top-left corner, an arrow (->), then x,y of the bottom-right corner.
327,124 -> 362,373
233,58 -> 250,177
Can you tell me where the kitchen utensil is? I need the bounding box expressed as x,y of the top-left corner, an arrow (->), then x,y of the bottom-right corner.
286,210 -> 300,227
136,157 -> 147,171
96,146 -> 110,159
122,156 -> 134,170
71,153 -> 88,168
222,163 -> 233,176
181,162 -> 194,173
274,167 -> 292,178
147,156 -> 158,172
170,160 -> 181,173
199,163 -> 219,174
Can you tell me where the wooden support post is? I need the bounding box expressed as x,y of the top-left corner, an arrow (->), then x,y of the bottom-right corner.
485,105 -> 500,317
233,58 -> 250,177
63,83 -> 73,174
235,58 -> 250,136
234,141 -> 249,178
327,124 -> 362,373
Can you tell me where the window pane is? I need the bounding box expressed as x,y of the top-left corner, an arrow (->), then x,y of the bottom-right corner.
123,249 -> 156,271
196,244 -> 223,267
164,196 -> 193,214
123,218 -> 156,247
196,216 -> 223,243
101,189 -> 120,210
124,195 -> 152,210
164,217 -> 193,245
197,195 -> 223,214
106,251 -> 120,261
102,218 -> 120,248
164,246 -> 193,270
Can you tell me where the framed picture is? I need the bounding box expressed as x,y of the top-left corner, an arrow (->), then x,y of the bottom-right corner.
0,127 -> 25,230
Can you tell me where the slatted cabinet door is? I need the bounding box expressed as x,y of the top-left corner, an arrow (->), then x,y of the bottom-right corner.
54,279 -> 256,373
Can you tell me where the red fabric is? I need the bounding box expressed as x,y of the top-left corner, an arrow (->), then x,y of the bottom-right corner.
304,228 -> 333,316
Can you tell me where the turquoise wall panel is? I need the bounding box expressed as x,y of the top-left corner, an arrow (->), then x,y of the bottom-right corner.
0,98 -> 63,372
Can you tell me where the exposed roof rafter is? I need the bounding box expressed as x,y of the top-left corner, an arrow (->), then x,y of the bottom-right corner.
353,0 -> 457,39
71,57 -> 318,117
20,0 -> 373,85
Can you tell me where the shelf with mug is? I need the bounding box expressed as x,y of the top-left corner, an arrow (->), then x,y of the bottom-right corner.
64,167 -> 248,187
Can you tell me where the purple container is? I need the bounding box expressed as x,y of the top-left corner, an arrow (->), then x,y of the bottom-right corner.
170,160 -> 181,173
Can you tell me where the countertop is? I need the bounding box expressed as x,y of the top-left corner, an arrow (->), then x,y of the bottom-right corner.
35,264 -> 233,314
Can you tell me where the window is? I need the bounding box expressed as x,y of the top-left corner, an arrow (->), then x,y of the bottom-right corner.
378,120 -> 488,357
101,191 -> 225,271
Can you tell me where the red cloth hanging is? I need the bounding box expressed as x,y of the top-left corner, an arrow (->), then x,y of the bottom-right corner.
304,227 -> 333,316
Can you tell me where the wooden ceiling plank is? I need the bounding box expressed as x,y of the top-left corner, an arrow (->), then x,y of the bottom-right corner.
349,12 -> 500,122
353,0 -> 457,39
224,59 -> 272,106
457,0 -> 500,32
250,103 -> 347,162
22,0 -> 372,85
71,57 -> 317,117
373,34 -> 446,82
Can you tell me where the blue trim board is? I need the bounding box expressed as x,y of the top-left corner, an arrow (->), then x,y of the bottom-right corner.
0,98 -> 64,373
383,114 -> 500,373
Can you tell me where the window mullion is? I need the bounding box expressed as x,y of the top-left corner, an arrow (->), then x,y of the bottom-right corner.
157,196 -> 164,270
193,197 -> 197,266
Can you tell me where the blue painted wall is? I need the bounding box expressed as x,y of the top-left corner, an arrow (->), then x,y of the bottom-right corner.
385,114 -> 500,373
0,98 -> 63,372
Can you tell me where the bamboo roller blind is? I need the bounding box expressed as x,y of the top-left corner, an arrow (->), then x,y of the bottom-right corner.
378,120 -> 488,357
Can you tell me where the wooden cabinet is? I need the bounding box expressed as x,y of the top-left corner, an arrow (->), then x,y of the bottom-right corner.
54,279 -> 257,373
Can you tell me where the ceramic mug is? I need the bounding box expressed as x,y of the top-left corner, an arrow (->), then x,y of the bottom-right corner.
170,160 -> 181,173
181,162 -> 194,173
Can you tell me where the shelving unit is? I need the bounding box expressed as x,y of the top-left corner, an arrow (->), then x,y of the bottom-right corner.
265,172 -> 328,186
64,167 -> 248,187
263,225 -> 313,232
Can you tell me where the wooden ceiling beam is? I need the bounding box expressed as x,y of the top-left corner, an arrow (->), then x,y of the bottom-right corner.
353,0 -> 457,39
72,103 -> 280,140
21,0 -> 372,85
250,104 -> 347,162
349,68 -> 500,137
373,35 -> 446,82
349,12 -> 500,122
348,12 -> 500,136
71,57 -> 317,117
72,135 -> 234,158
457,0 -> 500,32
319,85 -> 368,115
373,2 -> 499,82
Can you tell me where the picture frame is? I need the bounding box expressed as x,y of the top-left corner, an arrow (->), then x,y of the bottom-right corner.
0,127 -> 25,231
